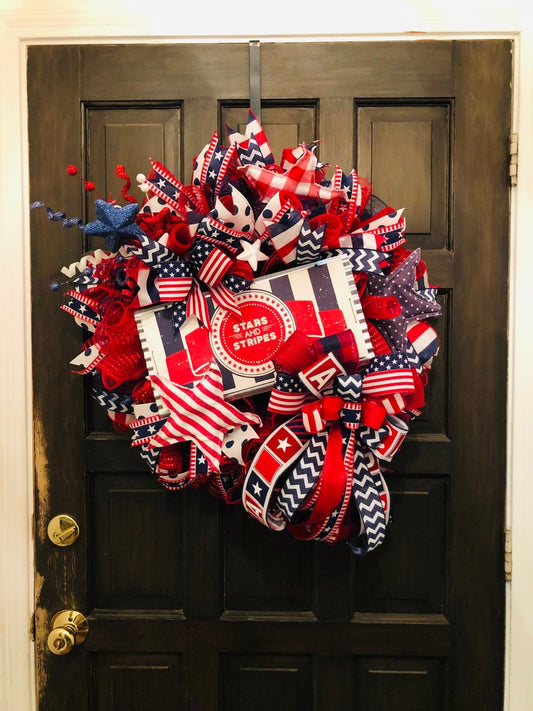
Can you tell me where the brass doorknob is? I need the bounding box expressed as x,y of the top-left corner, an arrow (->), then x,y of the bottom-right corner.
47,610 -> 89,656
47,514 -> 80,546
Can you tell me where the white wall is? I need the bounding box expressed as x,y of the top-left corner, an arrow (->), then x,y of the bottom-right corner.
1,2 -> 531,710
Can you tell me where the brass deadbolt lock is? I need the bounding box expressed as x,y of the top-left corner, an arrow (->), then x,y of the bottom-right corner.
47,610 -> 89,656
47,514 -> 80,547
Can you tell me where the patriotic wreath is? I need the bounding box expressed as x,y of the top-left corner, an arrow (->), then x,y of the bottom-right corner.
33,111 -> 440,556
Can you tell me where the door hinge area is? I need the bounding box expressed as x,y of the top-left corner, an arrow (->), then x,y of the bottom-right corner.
505,528 -> 512,583
509,133 -> 518,187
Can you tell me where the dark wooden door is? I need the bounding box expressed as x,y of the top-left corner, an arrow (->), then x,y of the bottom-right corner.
29,41 -> 511,711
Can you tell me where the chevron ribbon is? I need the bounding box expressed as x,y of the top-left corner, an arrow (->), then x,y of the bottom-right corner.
235,132 -> 269,168
364,447 -> 391,525
351,442 -> 387,554
296,220 -> 326,265
322,248 -> 385,274
138,442 -> 160,470
227,109 -> 275,166
287,422 -> 349,541
90,385 -> 134,414
276,430 -> 328,520
128,231 -> 175,267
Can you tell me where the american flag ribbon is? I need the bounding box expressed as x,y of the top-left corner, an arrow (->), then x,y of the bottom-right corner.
268,209 -> 305,264
191,240 -> 233,286
208,282 -> 240,317
197,247 -> 233,286
268,373 -> 310,415
155,260 -> 193,302
186,280 -> 210,329
360,353 -> 416,397
195,216 -> 240,254
380,392 -> 407,415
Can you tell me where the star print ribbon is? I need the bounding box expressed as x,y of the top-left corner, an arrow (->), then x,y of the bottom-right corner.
192,132 -> 239,206
61,289 -> 101,330
144,159 -> 205,216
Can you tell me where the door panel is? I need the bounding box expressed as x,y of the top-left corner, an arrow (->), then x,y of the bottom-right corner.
357,102 -> 451,249
353,476 -> 448,615
90,473 -> 185,610
29,40 -> 510,710
91,653 -> 184,711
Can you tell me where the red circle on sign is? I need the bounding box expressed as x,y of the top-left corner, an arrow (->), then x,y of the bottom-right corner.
210,290 -> 295,376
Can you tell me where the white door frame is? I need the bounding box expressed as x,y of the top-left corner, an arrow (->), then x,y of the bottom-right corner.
1,7 -> 531,710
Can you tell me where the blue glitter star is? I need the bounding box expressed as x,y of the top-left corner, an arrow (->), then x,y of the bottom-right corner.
84,199 -> 143,252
